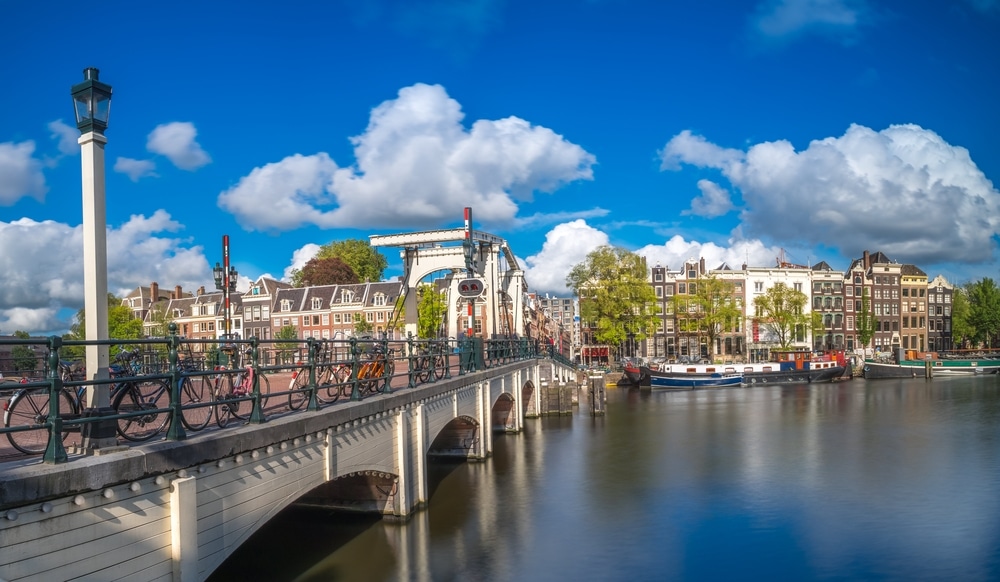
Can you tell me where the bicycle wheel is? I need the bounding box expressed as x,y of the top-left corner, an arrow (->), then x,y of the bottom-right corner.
4,387 -> 75,455
256,374 -> 271,412
323,366 -> 349,403
179,376 -> 212,431
383,359 -> 395,391
215,375 -> 243,427
415,356 -> 430,383
433,354 -> 446,380
113,380 -> 170,442
288,368 -> 310,410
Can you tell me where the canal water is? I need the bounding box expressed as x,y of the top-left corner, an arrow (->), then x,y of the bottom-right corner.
211,377 -> 1000,582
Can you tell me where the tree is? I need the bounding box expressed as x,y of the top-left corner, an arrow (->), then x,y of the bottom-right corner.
753,283 -> 811,349
964,278 -> 1000,348
855,287 -> 877,351
671,276 -> 742,361
274,325 -> 298,364
951,288 -> 972,349
62,294 -> 143,358
291,239 -> 388,285
416,284 -> 447,338
11,330 -> 37,373
566,245 -> 659,357
295,256 -> 360,287
353,313 -> 374,335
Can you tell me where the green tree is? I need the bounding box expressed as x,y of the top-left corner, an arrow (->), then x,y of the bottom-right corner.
753,283 -> 811,349
965,278 -> 1000,348
951,287 -> 972,349
566,245 -> 659,357
416,284 -> 447,338
291,239 -> 388,285
294,256 -> 360,287
62,294 -> 143,358
11,330 -> 38,373
856,287 -> 877,351
671,276 -> 742,361
274,325 -> 299,364
353,312 -> 374,334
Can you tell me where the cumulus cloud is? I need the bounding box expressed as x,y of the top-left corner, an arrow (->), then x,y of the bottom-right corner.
660,123 -> 1000,265
147,122 -> 211,170
0,211 -> 211,335
751,0 -> 865,42
0,141 -> 47,206
219,83 -> 596,231
635,235 -> 786,272
48,119 -> 79,156
114,157 -> 158,181
682,179 -> 734,217
283,243 -> 322,282
523,220 -> 609,295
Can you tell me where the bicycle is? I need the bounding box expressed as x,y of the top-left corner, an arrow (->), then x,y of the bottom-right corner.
412,341 -> 446,383
3,348 -> 173,451
214,346 -> 271,427
357,345 -> 395,395
288,348 -> 351,410
110,349 -> 173,442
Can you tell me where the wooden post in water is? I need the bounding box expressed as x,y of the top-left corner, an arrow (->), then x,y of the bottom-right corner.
590,375 -> 605,416
925,360 -> 933,378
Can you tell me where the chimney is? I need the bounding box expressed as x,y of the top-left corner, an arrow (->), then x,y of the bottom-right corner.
174,285 -> 182,300
198,286 -> 205,296
700,257 -> 706,274
863,250 -> 870,269
150,282 -> 159,302
742,263 -> 747,270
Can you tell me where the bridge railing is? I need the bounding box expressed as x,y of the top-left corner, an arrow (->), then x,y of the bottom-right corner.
0,326 -> 548,465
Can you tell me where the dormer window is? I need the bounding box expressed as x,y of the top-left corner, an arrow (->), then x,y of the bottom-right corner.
373,293 -> 386,307
311,297 -> 323,310
280,299 -> 292,312
341,289 -> 354,303
252,286 -> 260,295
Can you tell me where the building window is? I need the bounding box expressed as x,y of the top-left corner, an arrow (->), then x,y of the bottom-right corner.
322,314 -> 329,325
754,282 -> 764,292
262,306 -> 269,321
334,313 -> 342,324
373,293 -> 387,307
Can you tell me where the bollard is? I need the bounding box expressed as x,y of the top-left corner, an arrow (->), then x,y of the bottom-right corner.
589,375 -> 606,416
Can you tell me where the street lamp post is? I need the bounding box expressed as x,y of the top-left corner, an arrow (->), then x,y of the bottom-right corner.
213,235 -> 238,342
72,67 -> 117,450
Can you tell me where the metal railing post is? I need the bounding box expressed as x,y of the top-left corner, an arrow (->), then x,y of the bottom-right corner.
380,336 -> 391,393
248,337 -> 266,424
442,338 -> 452,380
349,337 -> 361,401
407,333 -> 416,389
306,337 -> 320,411
43,335 -> 68,464
165,324 -> 186,441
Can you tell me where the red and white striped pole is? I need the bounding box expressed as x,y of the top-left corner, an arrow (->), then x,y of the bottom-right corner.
222,234 -> 231,338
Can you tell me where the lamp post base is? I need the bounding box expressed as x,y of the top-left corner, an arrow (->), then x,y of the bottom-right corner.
80,407 -> 124,452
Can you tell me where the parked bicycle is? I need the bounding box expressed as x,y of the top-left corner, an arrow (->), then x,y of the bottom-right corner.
288,346 -> 351,410
213,345 -> 271,427
412,341 -> 446,383
3,348 -> 175,452
357,344 -> 395,395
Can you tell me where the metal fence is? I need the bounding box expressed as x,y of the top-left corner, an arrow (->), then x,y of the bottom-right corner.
0,325 -> 551,465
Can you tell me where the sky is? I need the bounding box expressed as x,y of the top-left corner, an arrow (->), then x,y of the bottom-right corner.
1,0 -> 999,336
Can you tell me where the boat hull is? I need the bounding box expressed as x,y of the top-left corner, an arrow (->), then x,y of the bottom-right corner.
743,365 -> 848,384
646,370 -> 742,389
863,360 -> 1000,379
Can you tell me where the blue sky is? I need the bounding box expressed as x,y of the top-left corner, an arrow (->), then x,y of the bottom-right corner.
2,0 -> 999,335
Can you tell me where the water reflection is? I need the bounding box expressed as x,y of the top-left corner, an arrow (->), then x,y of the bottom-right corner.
213,378 -> 1000,581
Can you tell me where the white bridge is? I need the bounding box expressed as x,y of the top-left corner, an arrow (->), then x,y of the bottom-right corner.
0,359 -> 579,582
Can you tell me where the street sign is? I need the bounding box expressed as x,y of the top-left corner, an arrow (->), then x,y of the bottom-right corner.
457,278 -> 485,298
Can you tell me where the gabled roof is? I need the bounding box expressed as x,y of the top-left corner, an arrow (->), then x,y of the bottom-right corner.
812,261 -> 834,271
901,264 -> 927,277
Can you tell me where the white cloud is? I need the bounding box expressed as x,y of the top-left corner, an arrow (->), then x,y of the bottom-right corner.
0,211 -> 211,335
48,119 -> 79,156
682,179 -> 734,217
523,220 -> 609,295
635,235 -> 786,272
147,122 -> 211,170
752,0 -> 864,42
660,123 -> 1000,265
114,157 -> 158,181
0,141 -> 47,206
218,83 -> 596,231
283,243 -> 322,282
660,130 -> 743,173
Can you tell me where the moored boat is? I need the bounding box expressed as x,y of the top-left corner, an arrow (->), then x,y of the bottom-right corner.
742,349 -> 849,385
862,353 -> 1000,379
